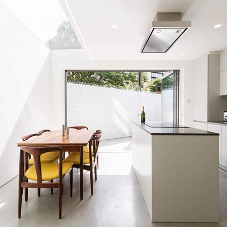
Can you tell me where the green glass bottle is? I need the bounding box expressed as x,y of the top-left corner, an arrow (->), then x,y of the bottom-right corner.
141,106 -> 145,123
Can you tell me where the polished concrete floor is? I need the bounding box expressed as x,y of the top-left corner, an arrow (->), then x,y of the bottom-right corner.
1,137 -> 227,227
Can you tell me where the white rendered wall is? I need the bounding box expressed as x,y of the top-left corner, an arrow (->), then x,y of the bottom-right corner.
161,89 -> 174,123
0,4 -> 51,187
67,83 -> 161,139
50,49 -> 194,130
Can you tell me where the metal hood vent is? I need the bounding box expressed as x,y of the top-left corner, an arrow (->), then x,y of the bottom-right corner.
141,12 -> 191,53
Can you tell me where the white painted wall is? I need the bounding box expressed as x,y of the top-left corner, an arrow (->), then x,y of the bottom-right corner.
0,4 -> 51,187
50,49 -> 194,129
161,89 -> 173,123
193,54 -> 208,122
67,83 -> 161,139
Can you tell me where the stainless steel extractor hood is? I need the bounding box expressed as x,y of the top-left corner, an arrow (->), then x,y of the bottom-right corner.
141,12 -> 191,53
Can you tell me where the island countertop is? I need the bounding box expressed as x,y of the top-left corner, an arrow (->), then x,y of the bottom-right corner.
133,121 -> 219,135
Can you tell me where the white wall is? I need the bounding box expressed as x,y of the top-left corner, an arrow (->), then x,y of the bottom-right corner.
67,83 -> 161,139
0,4 -> 51,187
193,54 -> 208,122
161,89 -> 173,123
50,49 -> 194,129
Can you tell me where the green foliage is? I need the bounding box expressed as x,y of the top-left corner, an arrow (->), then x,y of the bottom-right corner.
148,78 -> 162,92
67,71 -> 149,91
162,74 -> 174,90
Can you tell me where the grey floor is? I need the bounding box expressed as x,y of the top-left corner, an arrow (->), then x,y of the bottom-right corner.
0,137 -> 227,227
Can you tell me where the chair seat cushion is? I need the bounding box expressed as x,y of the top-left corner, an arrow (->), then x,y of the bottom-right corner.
83,145 -> 93,153
25,162 -> 74,181
63,152 -> 94,165
62,145 -> 93,153
29,152 -> 59,165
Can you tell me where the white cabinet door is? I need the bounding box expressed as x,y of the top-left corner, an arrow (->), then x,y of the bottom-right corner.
220,49 -> 227,72
193,55 -> 208,121
221,126 -> 227,167
220,70 -> 227,96
193,122 -> 207,131
208,124 -> 221,164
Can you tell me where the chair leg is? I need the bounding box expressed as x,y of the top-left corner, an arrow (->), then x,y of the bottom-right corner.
95,165 -> 97,181
70,169 -> 73,197
18,149 -> 23,219
18,186 -> 23,218
97,155 -> 99,169
38,189 -> 41,197
25,188 -> 28,201
59,184 -> 62,219
90,164 -> 93,196
51,180 -> 53,194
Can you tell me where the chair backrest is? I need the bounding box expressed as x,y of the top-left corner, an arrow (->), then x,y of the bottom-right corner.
92,132 -> 102,155
69,126 -> 88,130
22,133 -> 39,141
21,146 -> 62,183
38,129 -> 51,135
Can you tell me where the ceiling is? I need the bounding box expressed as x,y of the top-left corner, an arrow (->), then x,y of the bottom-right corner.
60,0 -> 227,61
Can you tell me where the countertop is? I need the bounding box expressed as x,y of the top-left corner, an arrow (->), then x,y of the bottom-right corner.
133,122 -> 219,135
208,121 -> 227,125
194,120 -> 227,126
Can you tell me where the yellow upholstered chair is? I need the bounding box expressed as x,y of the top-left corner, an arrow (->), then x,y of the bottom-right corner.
18,146 -> 73,219
22,133 -> 59,165
63,130 -> 102,196
22,133 -> 60,196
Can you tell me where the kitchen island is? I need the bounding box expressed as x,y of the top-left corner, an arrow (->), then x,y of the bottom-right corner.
132,122 -> 219,223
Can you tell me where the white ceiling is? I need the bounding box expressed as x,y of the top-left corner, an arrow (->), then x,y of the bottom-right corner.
61,0 -> 227,61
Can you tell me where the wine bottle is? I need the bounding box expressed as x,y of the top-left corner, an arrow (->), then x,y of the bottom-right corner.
141,106 -> 145,123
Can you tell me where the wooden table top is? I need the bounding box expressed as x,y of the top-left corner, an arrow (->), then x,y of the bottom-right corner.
17,129 -> 95,147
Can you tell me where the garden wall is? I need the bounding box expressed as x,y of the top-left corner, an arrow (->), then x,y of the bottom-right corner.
67,83 -> 161,139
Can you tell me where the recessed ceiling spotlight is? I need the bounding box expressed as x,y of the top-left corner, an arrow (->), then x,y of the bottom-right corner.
112,25 -> 118,28
113,54 -> 117,56
180,53 -> 184,56
214,24 -> 222,28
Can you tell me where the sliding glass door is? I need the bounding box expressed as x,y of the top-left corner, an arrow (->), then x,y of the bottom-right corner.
161,70 -> 180,125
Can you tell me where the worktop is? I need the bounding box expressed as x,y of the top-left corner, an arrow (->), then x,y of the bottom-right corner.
134,122 -> 219,135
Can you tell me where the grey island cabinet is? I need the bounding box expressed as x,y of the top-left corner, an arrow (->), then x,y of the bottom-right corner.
132,122 -> 219,223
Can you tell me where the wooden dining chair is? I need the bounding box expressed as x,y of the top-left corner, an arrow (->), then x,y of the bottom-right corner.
18,146 -> 74,219
22,134 -> 59,166
63,130 -> 102,196
22,133 -> 60,196
69,126 -> 88,130
38,129 -> 51,135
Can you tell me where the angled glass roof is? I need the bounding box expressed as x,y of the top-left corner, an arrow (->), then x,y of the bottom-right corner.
0,0 -> 82,50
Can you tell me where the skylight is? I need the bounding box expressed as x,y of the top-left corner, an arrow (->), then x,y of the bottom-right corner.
0,0 -> 82,50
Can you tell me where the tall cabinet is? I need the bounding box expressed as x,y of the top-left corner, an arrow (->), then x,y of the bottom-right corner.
220,49 -> 227,95
193,51 -> 227,167
193,53 -> 227,122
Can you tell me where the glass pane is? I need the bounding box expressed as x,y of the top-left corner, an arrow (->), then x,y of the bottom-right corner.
67,71 -> 139,91
161,71 -> 174,123
0,0 -> 82,50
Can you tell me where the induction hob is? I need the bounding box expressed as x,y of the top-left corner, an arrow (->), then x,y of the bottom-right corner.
144,121 -> 189,128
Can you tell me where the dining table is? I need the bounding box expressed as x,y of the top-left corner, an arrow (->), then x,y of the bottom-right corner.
17,129 -> 95,200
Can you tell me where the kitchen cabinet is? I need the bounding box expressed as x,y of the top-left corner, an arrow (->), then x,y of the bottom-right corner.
193,53 -> 227,121
208,123 -> 222,164
220,49 -> 227,95
220,70 -> 227,96
221,126 -> 227,167
220,48 -> 227,72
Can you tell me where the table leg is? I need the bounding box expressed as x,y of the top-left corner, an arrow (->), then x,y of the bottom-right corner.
80,146 -> 84,200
